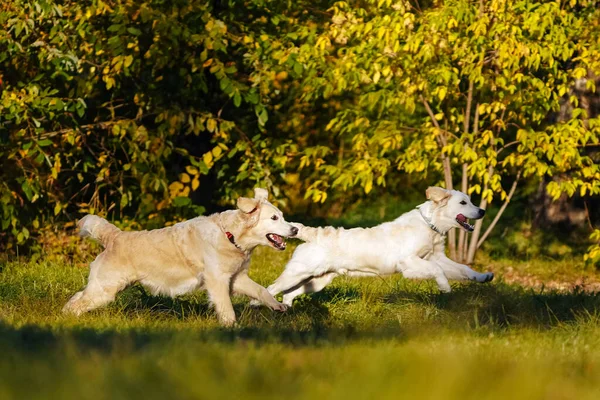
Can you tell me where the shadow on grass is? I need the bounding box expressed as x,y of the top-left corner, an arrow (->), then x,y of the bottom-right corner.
117,285 -> 214,319
292,286 -> 362,306
384,282 -> 600,328
0,321 -> 403,356
3,281 -> 598,355
115,284 -> 361,324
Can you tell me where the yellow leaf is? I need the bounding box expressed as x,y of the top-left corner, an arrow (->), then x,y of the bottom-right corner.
373,71 -> 381,84
203,151 -> 213,166
156,200 -> 168,210
320,191 -> 327,203
192,177 -> 200,191
169,181 -> 184,192
212,146 -> 223,158
438,87 -> 447,101
124,55 -> 133,68
207,118 -> 217,133
180,173 -> 191,183
186,165 -> 198,175
364,180 -> 373,194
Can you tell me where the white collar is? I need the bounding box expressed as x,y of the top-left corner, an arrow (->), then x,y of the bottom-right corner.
417,207 -> 445,236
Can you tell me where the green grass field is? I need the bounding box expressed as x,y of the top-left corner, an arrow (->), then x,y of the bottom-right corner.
1,245 -> 600,399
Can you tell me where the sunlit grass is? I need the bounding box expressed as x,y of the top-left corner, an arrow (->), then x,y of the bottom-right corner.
1,247 -> 600,399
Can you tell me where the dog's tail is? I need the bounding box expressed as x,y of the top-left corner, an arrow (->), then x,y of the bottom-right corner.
77,215 -> 121,247
290,222 -> 337,243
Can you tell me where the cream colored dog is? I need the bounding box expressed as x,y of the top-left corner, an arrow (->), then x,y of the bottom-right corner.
266,187 -> 494,306
62,188 -> 297,326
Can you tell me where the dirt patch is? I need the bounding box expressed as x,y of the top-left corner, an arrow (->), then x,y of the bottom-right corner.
499,266 -> 600,293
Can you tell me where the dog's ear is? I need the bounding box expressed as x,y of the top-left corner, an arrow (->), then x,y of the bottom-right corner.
254,188 -> 268,201
237,196 -> 260,214
426,187 -> 451,204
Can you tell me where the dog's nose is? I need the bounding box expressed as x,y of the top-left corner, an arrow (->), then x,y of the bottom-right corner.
479,209 -> 486,217
290,226 -> 299,236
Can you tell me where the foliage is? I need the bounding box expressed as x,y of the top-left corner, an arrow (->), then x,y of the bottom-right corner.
1,0 -> 600,264
253,0 -> 600,263
0,0 -> 317,249
586,229 -> 600,265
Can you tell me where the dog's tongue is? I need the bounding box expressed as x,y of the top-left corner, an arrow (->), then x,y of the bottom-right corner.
456,214 -> 467,223
272,234 -> 283,245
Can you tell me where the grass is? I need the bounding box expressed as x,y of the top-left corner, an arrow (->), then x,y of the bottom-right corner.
1,245 -> 600,399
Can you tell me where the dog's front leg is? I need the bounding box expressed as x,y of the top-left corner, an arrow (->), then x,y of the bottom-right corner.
232,273 -> 287,312
205,272 -> 236,326
432,253 -> 494,283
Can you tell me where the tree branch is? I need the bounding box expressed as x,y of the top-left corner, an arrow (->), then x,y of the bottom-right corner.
420,95 -> 452,189
466,164 -> 492,264
458,81 -> 474,262
38,121 -> 123,139
476,170 -> 522,249
460,101 -> 479,262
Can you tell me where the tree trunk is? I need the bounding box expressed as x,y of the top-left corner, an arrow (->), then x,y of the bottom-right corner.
421,96 -> 456,258
457,164 -> 469,262
457,85 -> 475,263
466,170 -> 521,264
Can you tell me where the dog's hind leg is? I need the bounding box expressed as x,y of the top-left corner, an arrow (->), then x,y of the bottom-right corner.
62,282 -> 122,316
281,272 -> 338,306
400,256 -> 452,293
267,261 -> 321,298
62,257 -> 129,316
432,254 -> 494,283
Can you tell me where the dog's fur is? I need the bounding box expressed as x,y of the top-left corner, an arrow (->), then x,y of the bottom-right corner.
62,188 -> 297,326
267,187 -> 494,306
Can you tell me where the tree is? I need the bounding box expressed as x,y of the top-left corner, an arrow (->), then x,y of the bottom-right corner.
258,0 -> 600,263
0,0 -> 317,249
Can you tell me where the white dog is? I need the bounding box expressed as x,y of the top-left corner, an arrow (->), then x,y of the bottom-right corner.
267,187 -> 494,306
63,188 -> 297,326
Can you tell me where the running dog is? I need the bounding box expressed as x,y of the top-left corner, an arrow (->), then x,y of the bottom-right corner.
63,188 -> 297,326
267,187 -> 494,306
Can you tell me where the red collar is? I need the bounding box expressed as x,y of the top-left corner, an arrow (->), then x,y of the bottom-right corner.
225,231 -> 244,252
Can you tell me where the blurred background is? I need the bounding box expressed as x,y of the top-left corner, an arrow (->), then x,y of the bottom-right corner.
1,0 -> 599,268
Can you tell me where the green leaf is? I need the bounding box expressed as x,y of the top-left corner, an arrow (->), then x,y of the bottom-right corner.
37,139 -> 52,147
127,27 -> 142,36
233,92 -> 242,107
173,196 -> 192,207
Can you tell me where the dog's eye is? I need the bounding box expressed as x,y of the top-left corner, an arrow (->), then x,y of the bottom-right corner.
460,200 -> 467,205
271,215 -> 279,221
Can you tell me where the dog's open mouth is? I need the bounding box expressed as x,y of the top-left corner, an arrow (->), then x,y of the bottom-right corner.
456,214 -> 474,232
266,233 -> 286,250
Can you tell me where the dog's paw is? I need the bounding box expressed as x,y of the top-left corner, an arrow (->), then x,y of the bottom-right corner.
219,317 -> 237,328
472,272 -> 494,283
271,302 -> 289,312
438,284 -> 452,293
61,305 -> 80,316
282,293 -> 296,307
248,299 -> 262,308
